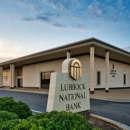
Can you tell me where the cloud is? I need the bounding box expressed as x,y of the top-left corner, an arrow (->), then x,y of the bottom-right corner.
39,0 -> 69,11
5,0 -> 130,31
117,29 -> 126,33
22,12 -> 87,30
117,0 -> 122,7
16,0 -> 43,11
22,15 -> 87,30
36,16 -> 50,22
22,13 -> 63,27
0,39 -> 22,62
107,0 -> 112,2
22,17 -> 35,21
52,23 -> 66,28
12,0 -> 70,12
88,1 -> 103,18
87,0 -> 129,25
123,46 -> 130,52
22,15 -> 65,28
71,23 -> 86,30
0,38 -> 33,62
11,0 -> 84,12
22,11 -> 60,21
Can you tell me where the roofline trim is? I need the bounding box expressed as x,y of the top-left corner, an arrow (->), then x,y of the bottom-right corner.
0,37 -> 130,66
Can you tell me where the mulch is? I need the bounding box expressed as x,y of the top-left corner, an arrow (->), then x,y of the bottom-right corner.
88,116 -> 124,130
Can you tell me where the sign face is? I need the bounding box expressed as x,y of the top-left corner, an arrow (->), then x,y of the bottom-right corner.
4,71 -> 8,81
110,70 -> 116,77
47,58 -> 90,113
70,59 -> 82,80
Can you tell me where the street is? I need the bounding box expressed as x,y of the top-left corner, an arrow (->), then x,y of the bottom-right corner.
0,90 -> 130,126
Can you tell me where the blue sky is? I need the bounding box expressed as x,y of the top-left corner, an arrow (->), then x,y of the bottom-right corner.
0,0 -> 130,62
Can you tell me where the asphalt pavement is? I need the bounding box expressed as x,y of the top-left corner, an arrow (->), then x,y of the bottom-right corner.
90,99 -> 130,126
0,90 -> 48,112
0,90 -> 130,126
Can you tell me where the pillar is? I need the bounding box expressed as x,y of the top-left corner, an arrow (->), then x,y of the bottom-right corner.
10,64 -> 12,88
12,64 -> 15,88
90,45 -> 95,94
105,50 -> 109,92
67,50 -> 71,59
10,64 -> 15,88
0,66 -> 3,87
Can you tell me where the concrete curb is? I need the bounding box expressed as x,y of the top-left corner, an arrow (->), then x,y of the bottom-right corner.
90,114 -> 130,130
0,88 -> 48,94
90,98 -> 130,103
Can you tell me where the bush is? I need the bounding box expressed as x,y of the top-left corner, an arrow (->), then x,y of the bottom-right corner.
0,97 -> 100,129
0,119 -> 20,130
21,111 -> 92,130
0,97 -> 32,119
27,111 -> 89,129
0,111 -> 19,125
14,111 -> 93,130
0,111 -> 100,130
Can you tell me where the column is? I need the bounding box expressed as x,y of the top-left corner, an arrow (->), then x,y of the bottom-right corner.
105,50 -> 109,92
12,64 -> 15,88
0,66 -> 3,87
67,50 -> 71,59
10,64 -> 12,88
90,45 -> 95,94
10,63 -> 15,88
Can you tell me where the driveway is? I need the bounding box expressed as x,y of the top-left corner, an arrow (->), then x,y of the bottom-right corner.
0,90 -> 48,112
90,99 -> 130,126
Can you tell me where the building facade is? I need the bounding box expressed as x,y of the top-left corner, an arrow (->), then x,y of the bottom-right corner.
0,38 -> 130,93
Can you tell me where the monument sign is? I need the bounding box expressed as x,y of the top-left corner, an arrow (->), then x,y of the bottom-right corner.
47,58 -> 90,113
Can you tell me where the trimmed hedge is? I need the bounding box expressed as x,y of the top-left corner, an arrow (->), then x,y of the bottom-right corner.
0,111 -> 93,130
0,110 -> 19,127
0,97 -> 101,130
27,111 -> 93,130
0,97 -> 32,119
0,119 -> 20,130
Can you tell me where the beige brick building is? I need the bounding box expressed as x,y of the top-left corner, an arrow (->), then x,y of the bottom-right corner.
0,38 -> 130,93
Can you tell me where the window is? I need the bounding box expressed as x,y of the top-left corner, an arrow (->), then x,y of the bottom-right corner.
97,71 -> 101,85
112,64 -> 114,69
17,68 -> 22,76
124,74 -> 126,85
41,72 -> 52,89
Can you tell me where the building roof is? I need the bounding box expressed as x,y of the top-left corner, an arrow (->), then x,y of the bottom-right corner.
0,37 -> 130,68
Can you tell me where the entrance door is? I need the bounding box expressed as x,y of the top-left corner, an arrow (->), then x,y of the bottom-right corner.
41,72 -> 51,89
17,78 -> 22,87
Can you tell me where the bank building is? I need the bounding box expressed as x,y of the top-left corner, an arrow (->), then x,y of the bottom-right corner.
0,37 -> 130,94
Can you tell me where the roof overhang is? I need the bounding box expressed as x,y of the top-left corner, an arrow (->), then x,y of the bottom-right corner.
0,37 -> 130,69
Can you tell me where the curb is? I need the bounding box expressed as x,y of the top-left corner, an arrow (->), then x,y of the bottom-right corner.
90,114 -> 130,130
0,88 -> 48,94
90,98 -> 130,103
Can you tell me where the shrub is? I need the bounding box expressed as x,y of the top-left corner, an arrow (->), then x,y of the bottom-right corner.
27,111 -> 92,130
14,111 -> 93,130
0,97 -> 32,119
0,119 -> 20,130
0,110 -> 19,124
0,111 -> 100,130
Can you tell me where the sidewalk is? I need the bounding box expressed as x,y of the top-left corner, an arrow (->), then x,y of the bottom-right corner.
0,87 -> 49,94
90,89 -> 130,102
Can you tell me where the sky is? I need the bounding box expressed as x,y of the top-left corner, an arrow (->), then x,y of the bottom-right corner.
0,0 -> 130,62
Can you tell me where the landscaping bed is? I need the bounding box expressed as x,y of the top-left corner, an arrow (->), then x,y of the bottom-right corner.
0,97 -> 125,130
89,115 -> 125,130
